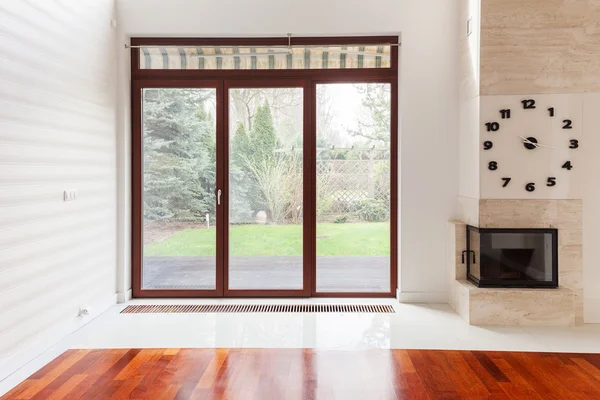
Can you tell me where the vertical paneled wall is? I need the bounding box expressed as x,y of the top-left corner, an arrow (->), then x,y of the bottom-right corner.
0,0 -> 117,379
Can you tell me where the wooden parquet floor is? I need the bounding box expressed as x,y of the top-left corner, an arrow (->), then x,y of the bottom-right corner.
4,348 -> 600,399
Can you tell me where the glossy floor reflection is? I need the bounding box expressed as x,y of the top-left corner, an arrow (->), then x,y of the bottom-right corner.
64,299 -> 600,353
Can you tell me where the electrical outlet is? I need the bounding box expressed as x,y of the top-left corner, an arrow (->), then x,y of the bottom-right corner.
78,306 -> 91,317
63,189 -> 77,201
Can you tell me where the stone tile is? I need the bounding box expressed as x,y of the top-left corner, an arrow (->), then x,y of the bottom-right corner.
560,269 -> 583,292
558,244 -> 583,271
451,281 -> 471,323
469,285 -> 575,326
455,224 -> 467,280
480,0 -> 600,95
559,228 -> 583,246
479,200 -> 560,228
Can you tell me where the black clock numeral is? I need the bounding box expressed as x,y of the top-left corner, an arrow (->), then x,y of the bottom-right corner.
522,99 -> 536,109
502,177 -> 511,187
483,141 -> 493,150
547,177 -> 557,187
562,161 -> 573,170
548,107 -> 555,117
500,109 -> 511,119
563,119 -> 573,129
526,182 -> 536,192
570,139 -> 579,149
485,122 -> 500,132
488,161 -> 498,171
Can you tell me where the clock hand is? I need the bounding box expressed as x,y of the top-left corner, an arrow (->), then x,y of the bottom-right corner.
535,142 -> 556,149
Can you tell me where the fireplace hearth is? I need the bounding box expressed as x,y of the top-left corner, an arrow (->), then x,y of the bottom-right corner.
465,226 -> 558,288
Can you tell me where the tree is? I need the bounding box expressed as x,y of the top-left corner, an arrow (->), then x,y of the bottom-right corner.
348,84 -> 391,144
250,101 -> 278,164
230,122 -> 254,223
143,89 -> 216,221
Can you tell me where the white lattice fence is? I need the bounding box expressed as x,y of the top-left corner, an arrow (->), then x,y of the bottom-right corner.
317,159 -> 390,217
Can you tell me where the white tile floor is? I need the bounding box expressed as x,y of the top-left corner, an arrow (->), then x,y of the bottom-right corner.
2,298 -> 600,396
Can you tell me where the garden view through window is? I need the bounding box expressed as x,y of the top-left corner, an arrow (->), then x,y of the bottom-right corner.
140,83 -> 391,293
142,88 -> 218,290
228,87 -> 304,290
316,83 -> 391,292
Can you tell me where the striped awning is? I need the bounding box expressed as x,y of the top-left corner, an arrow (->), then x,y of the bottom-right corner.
139,45 -> 392,70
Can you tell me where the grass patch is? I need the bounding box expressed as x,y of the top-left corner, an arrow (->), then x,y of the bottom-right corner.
144,222 -> 389,257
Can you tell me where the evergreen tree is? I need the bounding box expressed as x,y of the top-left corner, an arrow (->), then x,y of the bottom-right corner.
231,122 -> 251,165
143,89 -> 216,221
229,121 -> 254,223
250,101 -> 278,164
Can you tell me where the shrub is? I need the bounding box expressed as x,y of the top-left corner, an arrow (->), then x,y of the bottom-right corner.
353,199 -> 389,222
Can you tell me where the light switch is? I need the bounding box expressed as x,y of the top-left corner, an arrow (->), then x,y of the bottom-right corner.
64,189 -> 77,201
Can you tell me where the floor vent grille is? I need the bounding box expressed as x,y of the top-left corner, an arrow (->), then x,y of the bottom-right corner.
121,304 -> 395,314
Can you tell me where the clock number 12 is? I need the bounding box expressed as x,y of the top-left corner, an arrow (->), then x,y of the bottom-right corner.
522,99 -> 536,109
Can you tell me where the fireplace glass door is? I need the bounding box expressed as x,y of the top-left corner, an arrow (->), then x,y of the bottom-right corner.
467,227 -> 558,288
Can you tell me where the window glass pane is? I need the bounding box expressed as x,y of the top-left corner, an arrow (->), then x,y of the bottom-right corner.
228,87 -> 304,290
316,83 -> 391,293
142,88 -> 217,290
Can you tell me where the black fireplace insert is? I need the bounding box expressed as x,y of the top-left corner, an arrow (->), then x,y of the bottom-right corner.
465,226 -> 558,288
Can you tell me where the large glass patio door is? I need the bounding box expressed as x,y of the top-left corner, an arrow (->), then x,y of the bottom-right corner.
132,74 -> 397,299
224,80 -> 310,296
135,81 -> 224,297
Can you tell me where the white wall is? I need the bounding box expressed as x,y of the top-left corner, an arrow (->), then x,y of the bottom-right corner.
0,0 -> 118,381
116,0 -> 460,301
583,93 -> 600,322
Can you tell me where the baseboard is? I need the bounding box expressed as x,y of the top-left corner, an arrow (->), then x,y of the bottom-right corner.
117,289 -> 132,303
584,298 -> 600,323
397,291 -> 448,304
0,293 -> 117,393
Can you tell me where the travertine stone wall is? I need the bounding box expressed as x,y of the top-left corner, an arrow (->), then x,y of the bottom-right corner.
480,0 -> 600,95
453,0 -> 595,325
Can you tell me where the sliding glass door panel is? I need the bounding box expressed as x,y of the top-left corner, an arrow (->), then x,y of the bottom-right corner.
227,86 -> 305,291
315,83 -> 392,293
141,87 -> 218,291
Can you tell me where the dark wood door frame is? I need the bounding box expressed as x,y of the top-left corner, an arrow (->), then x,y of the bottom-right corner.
223,79 -> 312,297
131,36 -> 399,298
132,79 -> 225,298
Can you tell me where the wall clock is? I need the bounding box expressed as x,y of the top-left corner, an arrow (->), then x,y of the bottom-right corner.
480,94 -> 582,199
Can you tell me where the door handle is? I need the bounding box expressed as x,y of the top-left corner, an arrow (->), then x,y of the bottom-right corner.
217,189 -> 222,206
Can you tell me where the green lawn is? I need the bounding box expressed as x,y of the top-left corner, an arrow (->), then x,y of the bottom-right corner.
144,222 -> 389,257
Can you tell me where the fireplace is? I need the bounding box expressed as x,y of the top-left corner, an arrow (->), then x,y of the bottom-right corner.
465,226 -> 558,288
